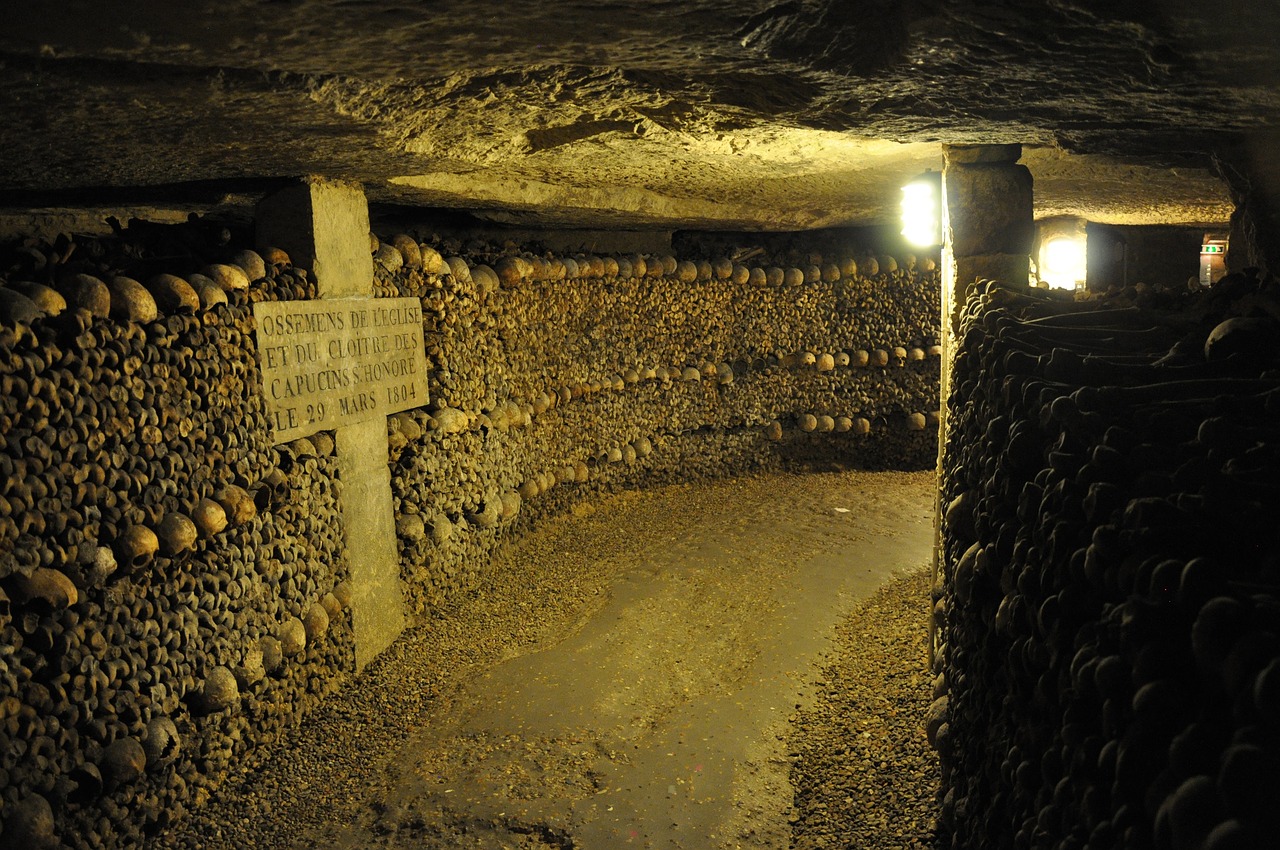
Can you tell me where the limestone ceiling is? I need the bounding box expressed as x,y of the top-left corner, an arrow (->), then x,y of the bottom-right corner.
2,0 -> 1277,231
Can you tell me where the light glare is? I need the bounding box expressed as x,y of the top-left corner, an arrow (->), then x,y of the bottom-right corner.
901,181 -> 939,247
1041,236 -> 1087,290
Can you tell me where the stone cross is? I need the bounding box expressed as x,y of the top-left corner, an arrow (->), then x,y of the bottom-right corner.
255,176 -> 408,671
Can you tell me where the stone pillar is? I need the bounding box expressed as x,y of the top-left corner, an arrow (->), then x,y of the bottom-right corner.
932,145 -> 1033,662
256,177 -> 406,671
941,144 -> 1034,329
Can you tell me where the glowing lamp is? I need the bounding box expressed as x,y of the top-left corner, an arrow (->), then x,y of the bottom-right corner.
900,171 -> 942,248
1039,234 -> 1087,290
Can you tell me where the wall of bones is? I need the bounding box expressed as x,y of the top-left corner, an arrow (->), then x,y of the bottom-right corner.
0,216 -> 940,849
0,231 -> 352,850
371,236 -> 941,615
933,275 -> 1280,850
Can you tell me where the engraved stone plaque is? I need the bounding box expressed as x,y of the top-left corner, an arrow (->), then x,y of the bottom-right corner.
253,297 -> 428,443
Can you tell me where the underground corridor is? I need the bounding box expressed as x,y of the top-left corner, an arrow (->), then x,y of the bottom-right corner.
3,2 -> 1280,849
153,470 -> 938,850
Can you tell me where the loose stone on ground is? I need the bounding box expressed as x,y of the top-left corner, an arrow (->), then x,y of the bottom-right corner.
789,570 -> 940,850
148,470 -> 939,850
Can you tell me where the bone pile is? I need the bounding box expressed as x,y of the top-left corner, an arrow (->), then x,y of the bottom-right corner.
0,223 -> 351,850
0,218 -> 941,848
371,235 -> 941,615
934,275 -> 1280,850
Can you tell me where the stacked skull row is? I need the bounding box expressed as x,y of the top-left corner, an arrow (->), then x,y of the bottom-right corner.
934,273 -> 1280,850
0,224 -> 349,850
369,233 -> 941,616
0,218 -> 944,848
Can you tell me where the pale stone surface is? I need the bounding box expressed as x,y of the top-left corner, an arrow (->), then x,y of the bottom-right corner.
940,250 -> 1034,331
256,178 -> 374,297
944,144 -> 1022,165
337,416 -> 406,670
944,164 -> 1035,257
253,297 -> 428,443
158,472 -> 938,850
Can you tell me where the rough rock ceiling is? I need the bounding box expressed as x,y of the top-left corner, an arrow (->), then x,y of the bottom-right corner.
2,0 -> 1277,232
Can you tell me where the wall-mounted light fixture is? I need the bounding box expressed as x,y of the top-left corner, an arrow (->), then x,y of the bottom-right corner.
900,170 -> 943,248
1040,236 -> 1087,290
1035,216 -> 1088,290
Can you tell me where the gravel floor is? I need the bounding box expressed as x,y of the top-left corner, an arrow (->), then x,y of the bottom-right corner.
788,570 -> 940,849
146,470 -> 940,850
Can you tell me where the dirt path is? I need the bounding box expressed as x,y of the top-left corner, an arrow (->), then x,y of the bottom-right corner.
154,470 -> 936,850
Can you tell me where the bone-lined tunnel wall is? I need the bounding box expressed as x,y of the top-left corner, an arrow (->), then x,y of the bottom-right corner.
374,239 -> 941,616
0,217 -> 939,849
933,280 -> 1280,850
0,244 -> 355,850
